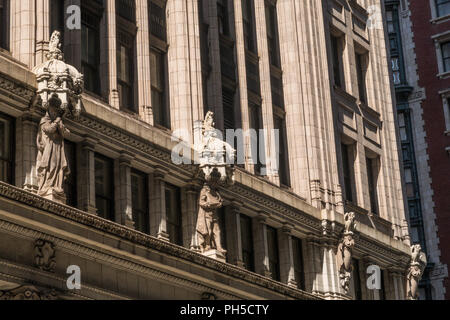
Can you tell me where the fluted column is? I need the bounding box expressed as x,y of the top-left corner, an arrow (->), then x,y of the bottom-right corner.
149,169 -> 169,241
107,0 -> 120,108
278,223 -> 297,287
135,0 -> 153,123
117,152 -> 135,228
78,137 -> 98,214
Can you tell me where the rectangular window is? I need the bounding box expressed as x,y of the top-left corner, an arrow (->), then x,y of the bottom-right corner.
149,0 -> 167,41
131,170 -> 149,234
292,237 -> 305,290
50,0 -> 65,39
331,35 -> 342,87
95,154 -> 114,221
266,226 -> 280,281
0,113 -> 13,184
242,0 -> 256,53
341,143 -> 354,203
274,115 -> 290,187
356,52 -> 367,103
352,259 -> 362,300
116,0 -> 136,23
240,214 -> 254,272
436,0 -> 450,17
64,140 -> 77,207
165,183 -> 182,246
150,49 -> 169,128
0,0 -> 10,50
265,2 -> 280,67
117,28 -> 136,112
82,9 -> 102,96
217,206 -> 227,254
366,157 -> 378,215
379,269 -> 386,300
441,41 -> 450,72
222,87 -> 236,130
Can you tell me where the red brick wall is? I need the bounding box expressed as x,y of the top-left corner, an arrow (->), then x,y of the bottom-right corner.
409,0 -> 450,299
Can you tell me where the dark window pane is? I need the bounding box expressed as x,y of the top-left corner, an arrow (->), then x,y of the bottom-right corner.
266,226 -> 280,281
0,0 -> 10,50
81,10 -> 101,95
292,237 -> 305,290
442,42 -> 450,72
131,170 -> 149,234
0,113 -> 13,184
149,0 -> 167,41
274,116 -> 290,187
356,52 -> 367,103
331,36 -> 342,87
436,0 -> 450,17
95,154 -> 114,221
366,157 -> 378,214
341,143 -> 354,202
117,26 -> 136,112
165,184 -> 182,245
265,2 -> 280,67
116,0 -> 136,22
352,258 -> 362,300
240,215 -> 254,272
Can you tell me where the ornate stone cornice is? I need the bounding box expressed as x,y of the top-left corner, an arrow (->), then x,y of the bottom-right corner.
0,182 -> 319,300
0,72 -> 36,106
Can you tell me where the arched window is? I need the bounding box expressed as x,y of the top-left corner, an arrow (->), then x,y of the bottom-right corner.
0,0 -> 10,50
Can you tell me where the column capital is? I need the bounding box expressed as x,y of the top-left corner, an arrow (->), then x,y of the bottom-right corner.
256,211 -> 270,223
119,151 -> 135,166
153,166 -> 169,180
81,136 -> 99,151
281,222 -> 294,235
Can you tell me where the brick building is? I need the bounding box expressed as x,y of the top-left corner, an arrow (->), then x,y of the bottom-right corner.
0,0 -> 413,300
382,0 -> 450,299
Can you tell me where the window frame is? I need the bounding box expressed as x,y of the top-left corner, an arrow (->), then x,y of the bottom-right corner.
165,183 -> 183,246
240,214 -> 255,272
292,237 -> 305,290
366,156 -> 379,215
131,169 -> 149,234
266,225 -> 280,281
0,0 -> 10,51
0,111 -> 14,185
94,153 -> 115,221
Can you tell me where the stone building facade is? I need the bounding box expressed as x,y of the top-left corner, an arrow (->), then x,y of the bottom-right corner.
382,0 -> 449,299
0,0 -> 413,300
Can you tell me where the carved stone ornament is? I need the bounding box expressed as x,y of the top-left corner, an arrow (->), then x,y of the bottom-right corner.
32,30 -> 83,204
195,112 -> 236,261
406,244 -> 427,300
0,285 -> 58,300
34,239 -> 56,272
336,212 -> 357,293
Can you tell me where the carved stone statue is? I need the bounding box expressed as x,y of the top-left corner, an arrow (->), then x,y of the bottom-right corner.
36,97 -> 70,202
336,212 -> 357,293
194,112 -> 235,261
406,244 -> 427,300
197,184 -> 225,254
32,30 -> 83,203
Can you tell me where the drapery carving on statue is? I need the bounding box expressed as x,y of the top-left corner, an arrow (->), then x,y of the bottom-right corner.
36,96 -> 70,203
336,212 -> 357,293
196,183 -> 225,255
406,244 -> 427,300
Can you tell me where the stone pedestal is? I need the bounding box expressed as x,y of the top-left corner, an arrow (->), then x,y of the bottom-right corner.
41,189 -> 67,204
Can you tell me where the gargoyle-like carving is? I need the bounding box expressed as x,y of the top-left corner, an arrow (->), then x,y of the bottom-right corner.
195,112 -> 235,260
406,244 -> 427,300
0,285 -> 58,300
34,239 -> 56,272
336,212 -> 357,293
32,30 -> 83,204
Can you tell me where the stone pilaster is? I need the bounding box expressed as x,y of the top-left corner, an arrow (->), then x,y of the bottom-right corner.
78,137 -> 98,215
10,0 -> 36,67
252,212 -> 271,277
135,0 -> 153,124
224,202 -> 245,267
106,0 -> 120,108
16,111 -> 40,192
149,169 -> 169,241
278,223 -> 297,287
182,185 -> 200,250
35,0 -> 50,65
117,152 -> 135,228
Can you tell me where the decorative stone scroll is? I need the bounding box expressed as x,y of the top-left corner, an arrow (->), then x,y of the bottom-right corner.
0,285 -> 58,300
406,244 -> 427,300
336,212 -> 357,293
195,112 -> 236,261
32,31 -> 84,204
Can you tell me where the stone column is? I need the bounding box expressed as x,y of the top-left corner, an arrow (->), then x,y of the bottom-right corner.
278,223 -> 297,287
107,0 -> 120,108
117,152 -> 135,228
225,202 -> 245,267
252,212 -> 271,277
78,137 -> 98,214
10,0 -> 36,67
135,0 -> 153,123
149,169 -> 169,241
253,0 -> 277,184
166,0 -> 204,140
16,111 -> 40,192
35,0 -> 50,65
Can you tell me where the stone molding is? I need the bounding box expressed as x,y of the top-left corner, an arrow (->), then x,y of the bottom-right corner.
0,72 -> 36,106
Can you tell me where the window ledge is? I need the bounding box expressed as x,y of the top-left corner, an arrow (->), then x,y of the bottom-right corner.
445,130 -> 450,136
437,71 -> 450,79
430,14 -> 450,25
